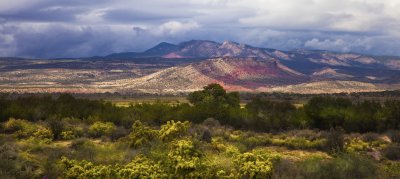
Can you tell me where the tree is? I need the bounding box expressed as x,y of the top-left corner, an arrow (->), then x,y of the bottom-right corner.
245,98 -> 296,131
304,97 -> 352,130
187,84 -> 241,125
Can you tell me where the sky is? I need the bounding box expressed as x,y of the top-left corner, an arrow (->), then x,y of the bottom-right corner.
0,0 -> 399,58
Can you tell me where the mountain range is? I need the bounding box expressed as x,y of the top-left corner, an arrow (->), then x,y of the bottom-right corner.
1,40 -> 400,94
102,40 -> 400,93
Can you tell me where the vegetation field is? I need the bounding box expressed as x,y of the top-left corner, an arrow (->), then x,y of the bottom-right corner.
1,84 -> 400,178
108,97 -> 188,107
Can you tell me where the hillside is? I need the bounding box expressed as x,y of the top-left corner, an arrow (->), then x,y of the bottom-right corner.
107,57 -> 308,93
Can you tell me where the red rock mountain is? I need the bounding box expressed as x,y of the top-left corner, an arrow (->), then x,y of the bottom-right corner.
104,40 -> 400,93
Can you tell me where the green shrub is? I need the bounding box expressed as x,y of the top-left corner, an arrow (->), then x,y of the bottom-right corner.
284,137 -> 325,150
128,120 -> 156,148
70,138 -> 92,150
31,127 -> 53,143
3,118 -> 24,133
241,135 -> 271,150
0,143 -> 43,178
280,153 -> 378,179
118,155 -> 167,178
47,118 -> 65,140
159,120 -> 190,141
380,161 -> 400,178
168,139 -> 204,177
59,157 -> 118,178
3,118 -> 37,138
88,122 -> 116,138
60,155 -> 167,178
323,128 -> 345,152
60,131 -> 76,140
345,138 -> 370,152
323,153 -> 378,179
234,150 -> 280,178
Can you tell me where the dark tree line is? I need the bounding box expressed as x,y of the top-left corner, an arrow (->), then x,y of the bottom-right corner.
0,84 -> 399,133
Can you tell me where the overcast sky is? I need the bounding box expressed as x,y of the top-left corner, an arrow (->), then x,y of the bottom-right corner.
0,0 -> 399,58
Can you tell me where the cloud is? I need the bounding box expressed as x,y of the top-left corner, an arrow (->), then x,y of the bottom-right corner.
0,0 -> 400,58
0,20 -> 201,58
153,21 -> 200,36
304,38 -> 370,52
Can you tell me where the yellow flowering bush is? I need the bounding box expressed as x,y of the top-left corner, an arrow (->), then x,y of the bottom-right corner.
159,120 -> 190,141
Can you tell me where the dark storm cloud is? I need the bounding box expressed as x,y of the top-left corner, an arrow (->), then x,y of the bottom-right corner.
102,9 -> 199,23
0,6 -> 85,22
0,0 -> 399,58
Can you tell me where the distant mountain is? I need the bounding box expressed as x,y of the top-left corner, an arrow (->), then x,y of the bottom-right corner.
107,42 -> 178,58
105,40 -> 400,70
144,42 -> 179,56
98,39 -> 400,93
2,40 -> 399,94
106,40 -> 272,59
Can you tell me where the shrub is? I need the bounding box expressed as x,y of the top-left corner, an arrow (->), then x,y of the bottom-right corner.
243,136 -> 271,150
362,133 -> 380,142
283,153 -> 378,179
70,138 -> 91,150
345,138 -> 370,152
111,126 -> 129,141
60,131 -> 76,140
284,137 -> 325,150
59,157 -> 118,178
88,121 -> 116,138
159,120 -> 190,141
60,126 -> 84,140
168,139 -> 204,177
323,153 -> 378,179
383,144 -> 400,160
118,155 -> 167,178
3,118 -> 24,133
380,161 -> 400,178
128,120 -> 156,148
234,150 -> 280,178
0,143 -> 42,178
387,130 -> 400,143
60,156 -> 167,178
201,129 -> 212,143
224,145 -> 241,157
202,118 -> 221,128
0,143 -> 20,177
47,118 -> 65,140
323,128 -> 345,152
32,127 -> 53,143
3,118 -> 37,138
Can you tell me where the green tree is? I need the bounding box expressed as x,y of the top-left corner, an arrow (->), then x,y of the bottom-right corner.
245,98 -> 296,131
304,97 -> 352,130
187,84 -> 241,125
